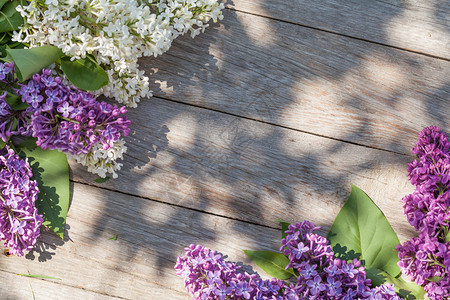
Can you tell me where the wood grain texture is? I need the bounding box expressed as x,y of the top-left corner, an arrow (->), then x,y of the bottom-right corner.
227,0 -> 450,59
71,97 -> 417,243
0,270 -> 115,300
142,9 -> 450,156
4,3 -> 449,299
0,183 -> 280,299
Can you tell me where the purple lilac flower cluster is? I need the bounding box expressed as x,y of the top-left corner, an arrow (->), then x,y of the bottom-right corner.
0,146 -> 42,256
0,62 -> 30,141
17,68 -> 131,155
281,221 -> 399,299
396,126 -> 450,300
0,61 -> 131,156
175,244 -> 294,300
175,221 -> 399,299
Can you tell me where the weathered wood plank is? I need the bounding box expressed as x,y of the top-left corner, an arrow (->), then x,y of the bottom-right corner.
142,9 -> 450,155
1,183 -> 281,299
0,270 -> 115,299
228,0 -> 450,59
71,97 -> 416,243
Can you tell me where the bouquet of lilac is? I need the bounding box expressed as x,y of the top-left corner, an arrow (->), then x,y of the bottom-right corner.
396,126 -> 450,299
1,62 -> 130,178
0,60 -> 130,255
175,221 -> 400,299
0,0 -> 224,257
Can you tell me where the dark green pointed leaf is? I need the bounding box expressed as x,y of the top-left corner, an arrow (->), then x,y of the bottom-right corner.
366,268 -> 426,300
243,250 -> 296,280
60,55 -> 108,91
0,1 -> 24,32
5,92 -> 28,110
327,185 -> 401,277
10,116 -> 17,131
0,1 -> 9,10
427,276 -> 442,283
16,138 -> 70,238
0,44 -> 10,59
6,46 -> 64,81
275,218 -> 290,240
0,32 -> 11,44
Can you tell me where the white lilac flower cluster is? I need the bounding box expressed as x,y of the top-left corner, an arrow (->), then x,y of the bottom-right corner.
69,139 -> 127,179
13,0 -> 224,108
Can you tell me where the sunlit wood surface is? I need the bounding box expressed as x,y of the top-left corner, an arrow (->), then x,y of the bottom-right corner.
1,1 -> 449,299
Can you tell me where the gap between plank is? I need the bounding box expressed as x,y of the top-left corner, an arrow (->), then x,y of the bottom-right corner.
225,7 -> 450,62
152,95 -> 413,158
71,179 -> 279,232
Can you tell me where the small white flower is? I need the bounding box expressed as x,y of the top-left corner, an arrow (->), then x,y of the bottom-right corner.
14,0 -> 224,107
70,139 -> 128,178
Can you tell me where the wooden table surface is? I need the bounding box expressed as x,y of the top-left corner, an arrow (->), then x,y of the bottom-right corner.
2,1 -> 449,299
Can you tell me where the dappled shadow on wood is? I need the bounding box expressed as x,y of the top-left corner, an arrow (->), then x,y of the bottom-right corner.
65,1 -> 449,293
122,125 -> 170,172
25,225 -> 71,262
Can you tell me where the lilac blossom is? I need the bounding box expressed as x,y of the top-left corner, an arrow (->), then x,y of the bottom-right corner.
175,244 -> 287,299
396,126 -> 450,300
0,62 -> 32,141
0,146 -> 42,256
280,221 -> 399,299
176,222 -> 401,299
0,62 -> 13,81
0,62 -> 130,177
17,68 -> 131,156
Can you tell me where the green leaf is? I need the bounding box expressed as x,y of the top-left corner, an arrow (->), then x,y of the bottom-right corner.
0,1 -> 24,33
6,46 -> 64,81
0,32 -> 11,44
16,138 -> 70,238
0,44 -> 10,60
94,176 -> 110,183
427,276 -> 442,283
5,92 -> 28,111
17,274 -> 61,280
10,116 -> 17,132
366,268 -> 426,300
275,218 -> 290,239
0,0 -> 8,10
108,234 -> 118,240
445,229 -> 450,242
243,250 -> 296,280
327,185 -> 401,278
60,55 -> 109,91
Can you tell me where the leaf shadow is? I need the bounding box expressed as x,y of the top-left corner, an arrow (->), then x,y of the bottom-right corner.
15,149 -> 71,261
330,242 -> 362,262
25,225 -> 71,262
22,156 -> 65,235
